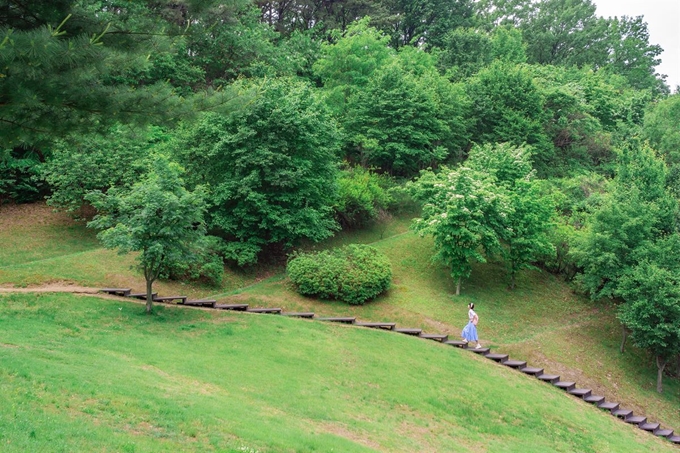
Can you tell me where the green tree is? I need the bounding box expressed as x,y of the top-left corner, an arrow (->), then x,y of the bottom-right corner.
573,144 -> 678,350
44,125 -> 166,215
344,61 -> 450,176
438,28 -> 493,79
87,156 -> 208,314
410,166 -> 507,295
465,62 -> 553,173
335,165 -> 393,229
503,180 -> 555,288
467,143 -> 555,288
0,1 -> 247,150
643,93 -> 680,165
477,0 -> 665,92
618,261 -> 680,393
170,78 -> 341,266
376,0 -> 475,49
313,18 -> 395,115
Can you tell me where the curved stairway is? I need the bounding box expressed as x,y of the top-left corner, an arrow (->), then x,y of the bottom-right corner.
101,287 -> 680,445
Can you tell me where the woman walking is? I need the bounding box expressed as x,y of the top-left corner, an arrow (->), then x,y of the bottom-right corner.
461,302 -> 482,349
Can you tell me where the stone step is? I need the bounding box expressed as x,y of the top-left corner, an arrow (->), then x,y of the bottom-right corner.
520,367 -> 544,376
247,307 -> 282,314
469,347 -> 490,354
485,353 -> 509,362
598,401 -> 619,412
355,322 -> 396,330
654,428 -> 674,438
183,299 -> 217,308
282,312 -> 315,318
153,295 -> 187,303
554,381 -> 576,391
419,333 -> 448,342
502,360 -> 527,369
444,340 -> 468,348
316,316 -> 355,323
612,408 -> 633,419
625,415 -> 647,425
639,422 -> 660,432
394,328 -> 423,336
583,395 -> 605,405
215,303 -> 249,311
568,388 -> 592,398
101,288 -> 131,296
128,292 -> 157,300
669,435 -> 680,444
537,374 -> 560,384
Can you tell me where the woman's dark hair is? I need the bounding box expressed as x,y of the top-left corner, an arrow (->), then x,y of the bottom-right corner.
468,303 -> 475,309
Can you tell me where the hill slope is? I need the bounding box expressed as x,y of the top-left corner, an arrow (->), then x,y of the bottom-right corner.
0,292 -> 675,452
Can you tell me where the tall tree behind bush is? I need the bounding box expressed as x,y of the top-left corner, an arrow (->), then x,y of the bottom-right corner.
170,78 -> 341,266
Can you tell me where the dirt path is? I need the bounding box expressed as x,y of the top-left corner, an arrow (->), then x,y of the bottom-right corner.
0,283 -> 101,294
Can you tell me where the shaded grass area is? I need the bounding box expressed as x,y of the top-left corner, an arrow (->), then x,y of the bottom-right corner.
0,293 -> 675,453
0,203 -> 412,296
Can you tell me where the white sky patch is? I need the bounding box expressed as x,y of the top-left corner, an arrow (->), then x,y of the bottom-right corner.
594,0 -> 680,91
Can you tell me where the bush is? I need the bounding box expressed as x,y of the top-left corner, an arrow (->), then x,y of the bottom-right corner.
335,165 -> 393,229
0,148 -> 49,204
166,236 -> 225,287
287,245 -> 391,305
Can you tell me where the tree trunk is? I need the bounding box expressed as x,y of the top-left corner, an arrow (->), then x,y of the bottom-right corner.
620,324 -> 628,353
656,355 -> 667,393
456,278 -> 461,296
145,278 -> 154,314
510,272 -> 516,290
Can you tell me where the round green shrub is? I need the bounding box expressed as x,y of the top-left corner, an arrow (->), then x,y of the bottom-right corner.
287,244 -> 392,305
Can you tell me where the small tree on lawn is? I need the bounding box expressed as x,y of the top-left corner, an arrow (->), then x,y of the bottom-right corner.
467,143 -> 555,289
618,261 -> 680,393
87,156 -> 208,314
410,166 -> 507,295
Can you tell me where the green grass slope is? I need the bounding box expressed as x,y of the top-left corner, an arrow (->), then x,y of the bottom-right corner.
1,202 -> 679,448
0,292 -> 675,453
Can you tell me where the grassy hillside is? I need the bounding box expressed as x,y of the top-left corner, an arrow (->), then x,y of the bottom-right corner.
0,292 -> 675,452
1,202 -> 679,449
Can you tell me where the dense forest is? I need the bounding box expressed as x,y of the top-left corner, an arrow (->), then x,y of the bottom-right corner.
2,0 -> 680,390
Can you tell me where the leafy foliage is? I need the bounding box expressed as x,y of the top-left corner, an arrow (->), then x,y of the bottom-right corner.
0,147 -> 49,204
86,156 -> 208,313
643,94 -> 680,165
573,144 -> 678,299
335,165 -> 394,229
170,78 -> 341,266
44,126 -> 168,215
466,62 -> 553,174
618,260 -> 680,392
409,166 -> 507,294
287,244 -> 392,304
344,61 -> 450,176
466,143 -> 555,288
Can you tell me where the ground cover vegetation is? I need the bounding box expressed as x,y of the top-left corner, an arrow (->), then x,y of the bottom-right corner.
0,292 -> 677,452
2,0 -> 680,448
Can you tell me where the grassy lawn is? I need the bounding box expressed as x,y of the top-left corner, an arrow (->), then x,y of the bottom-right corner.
0,292 -> 676,453
1,202 -> 679,448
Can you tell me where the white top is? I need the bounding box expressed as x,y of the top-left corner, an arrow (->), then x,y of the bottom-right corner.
468,309 -> 477,322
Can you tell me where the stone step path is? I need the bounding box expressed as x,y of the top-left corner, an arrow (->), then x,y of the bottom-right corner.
101,287 -> 680,446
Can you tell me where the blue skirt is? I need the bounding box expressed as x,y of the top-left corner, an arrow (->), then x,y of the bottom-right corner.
461,321 -> 478,342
